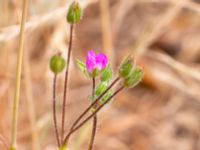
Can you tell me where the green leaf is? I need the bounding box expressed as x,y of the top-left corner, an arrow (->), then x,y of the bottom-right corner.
101,65 -> 113,83
76,59 -> 85,72
76,59 -> 90,78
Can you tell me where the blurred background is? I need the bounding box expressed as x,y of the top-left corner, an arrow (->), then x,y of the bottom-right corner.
0,0 -> 200,150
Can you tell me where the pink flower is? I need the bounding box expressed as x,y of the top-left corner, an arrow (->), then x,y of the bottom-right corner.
86,50 -> 108,74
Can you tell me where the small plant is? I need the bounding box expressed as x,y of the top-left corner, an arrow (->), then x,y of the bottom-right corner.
49,1 -> 143,150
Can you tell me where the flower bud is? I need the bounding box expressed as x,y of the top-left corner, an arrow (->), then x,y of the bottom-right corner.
50,54 -> 66,74
67,1 -> 82,24
101,65 -> 112,83
119,58 -> 133,78
95,82 -> 108,97
124,67 -> 143,88
100,90 -> 113,104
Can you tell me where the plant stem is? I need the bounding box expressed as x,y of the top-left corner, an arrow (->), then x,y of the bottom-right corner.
61,24 -> 74,144
88,115 -> 97,150
92,78 -> 95,101
10,0 -> 29,149
88,78 -> 97,150
67,76 -> 120,134
63,85 -> 124,144
53,74 -> 60,147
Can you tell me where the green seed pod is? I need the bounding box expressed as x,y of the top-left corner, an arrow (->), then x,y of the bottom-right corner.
124,67 -> 143,88
67,1 -> 82,24
119,58 -> 133,78
101,65 -> 112,83
50,54 -> 66,74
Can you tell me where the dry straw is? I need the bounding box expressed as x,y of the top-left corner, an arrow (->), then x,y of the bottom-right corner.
10,0 -> 29,149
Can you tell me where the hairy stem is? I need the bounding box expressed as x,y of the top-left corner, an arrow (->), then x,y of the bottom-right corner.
88,115 -> 97,150
61,24 -> 74,144
10,0 -> 29,149
67,76 -> 120,134
53,74 -> 60,147
92,78 -> 95,101
88,78 -> 97,150
63,85 -> 124,144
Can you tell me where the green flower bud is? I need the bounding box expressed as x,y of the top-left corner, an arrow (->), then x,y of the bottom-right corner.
67,1 -> 82,24
50,54 -> 66,74
100,90 -> 113,104
124,67 -> 143,88
101,65 -> 112,83
119,58 -> 133,78
95,82 -> 108,97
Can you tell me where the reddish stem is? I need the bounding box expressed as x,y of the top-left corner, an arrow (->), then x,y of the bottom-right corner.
61,24 -> 74,144
53,74 -> 60,147
68,76 -> 120,133
88,78 -> 97,150
63,85 -> 124,144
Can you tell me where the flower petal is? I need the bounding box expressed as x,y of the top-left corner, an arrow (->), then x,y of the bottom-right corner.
95,53 -> 108,70
86,50 -> 96,72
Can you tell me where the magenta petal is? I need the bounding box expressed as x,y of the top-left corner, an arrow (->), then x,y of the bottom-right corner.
95,53 -> 108,70
86,50 -> 96,72
85,50 -> 108,74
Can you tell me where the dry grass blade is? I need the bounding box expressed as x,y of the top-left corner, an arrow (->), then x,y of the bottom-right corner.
147,50 -> 200,83
10,0 -> 29,148
0,0 -> 94,42
140,0 -> 200,14
149,65 -> 200,101
144,51 -> 200,102
132,0 -> 182,58
99,0 -> 114,68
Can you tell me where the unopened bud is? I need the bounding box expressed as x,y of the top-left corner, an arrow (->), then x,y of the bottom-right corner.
67,1 -> 82,24
95,82 -> 108,97
50,54 -> 66,74
124,67 -> 143,88
101,65 -> 112,82
119,58 -> 133,78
